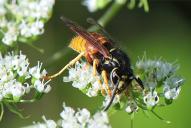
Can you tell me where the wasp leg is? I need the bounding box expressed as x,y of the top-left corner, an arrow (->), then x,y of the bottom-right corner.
44,51 -> 85,80
102,70 -> 112,97
93,59 -> 106,96
134,77 -> 144,89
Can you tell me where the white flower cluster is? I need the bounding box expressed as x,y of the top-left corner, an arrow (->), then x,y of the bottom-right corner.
0,51 -> 51,102
63,61 -> 121,110
63,61 -> 101,97
27,104 -> 111,128
136,59 -> 184,107
0,0 -> 55,45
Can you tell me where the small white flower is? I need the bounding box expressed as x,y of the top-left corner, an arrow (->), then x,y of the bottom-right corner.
143,90 -> 159,107
125,101 -> 138,113
42,116 -> 57,128
87,111 -> 111,128
29,61 -> 45,79
60,104 -> 80,128
24,83 -> 31,94
63,61 -> 102,97
82,0 -> 111,12
34,79 -> 51,93
0,0 -> 6,16
82,0 -> 98,12
86,81 -> 100,97
31,116 -> 57,128
10,81 -> 25,98
30,20 -> 44,36
102,95 -> 120,108
60,103 -> 75,120
164,86 -> 181,100
76,108 -> 90,126
163,76 -> 183,99
2,22 -> 18,45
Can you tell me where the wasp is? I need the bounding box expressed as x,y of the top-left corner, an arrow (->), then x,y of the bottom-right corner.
45,17 -> 144,111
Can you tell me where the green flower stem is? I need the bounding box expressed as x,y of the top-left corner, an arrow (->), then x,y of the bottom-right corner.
130,112 -> 134,128
19,99 -> 37,103
88,1 -> 125,31
26,43 -> 45,54
151,110 -> 171,124
0,103 -> 4,121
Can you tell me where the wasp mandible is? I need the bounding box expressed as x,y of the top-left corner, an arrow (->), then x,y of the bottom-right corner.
45,17 -> 144,111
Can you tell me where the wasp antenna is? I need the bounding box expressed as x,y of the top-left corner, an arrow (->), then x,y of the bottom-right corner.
104,82 -> 119,111
60,16 -> 74,27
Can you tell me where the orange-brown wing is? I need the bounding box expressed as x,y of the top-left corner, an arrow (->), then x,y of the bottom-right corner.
60,16 -> 110,58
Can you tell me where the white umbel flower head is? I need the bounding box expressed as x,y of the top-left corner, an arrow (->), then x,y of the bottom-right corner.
26,103 -> 111,128
136,57 -> 184,109
0,51 -> 51,102
0,0 -> 55,46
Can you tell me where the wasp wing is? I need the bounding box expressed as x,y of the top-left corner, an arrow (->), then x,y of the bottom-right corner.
87,18 -> 116,44
60,16 -> 110,58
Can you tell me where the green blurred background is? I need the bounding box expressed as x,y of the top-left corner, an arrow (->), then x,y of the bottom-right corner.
1,0 -> 191,128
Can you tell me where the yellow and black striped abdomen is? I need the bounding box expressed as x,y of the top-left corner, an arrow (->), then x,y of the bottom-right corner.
69,36 -> 86,53
69,33 -> 109,53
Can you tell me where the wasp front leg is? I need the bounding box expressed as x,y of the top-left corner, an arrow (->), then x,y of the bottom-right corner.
93,59 -> 106,96
101,70 -> 112,97
44,51 -> 85,80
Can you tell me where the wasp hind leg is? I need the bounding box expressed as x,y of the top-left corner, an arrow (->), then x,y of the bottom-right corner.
44,52 -> 85,80
101,70 -> 112,97
93,59 -> 106,96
